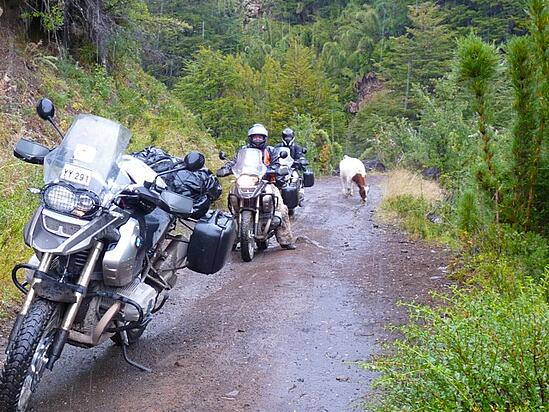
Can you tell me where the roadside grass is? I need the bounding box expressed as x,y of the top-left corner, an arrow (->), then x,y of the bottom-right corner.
367,168 -> 549,411
378,169 -> 455,245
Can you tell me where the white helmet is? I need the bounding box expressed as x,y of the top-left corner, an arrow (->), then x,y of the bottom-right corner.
248,123 -> 268,138
247,123 -> 269,149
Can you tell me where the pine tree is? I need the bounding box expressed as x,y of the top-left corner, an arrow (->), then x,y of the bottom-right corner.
508,36 -> 538,227
379,2 -> 455,115
455,33 -> 501,221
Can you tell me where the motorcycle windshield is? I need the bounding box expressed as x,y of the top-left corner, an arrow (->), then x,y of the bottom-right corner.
232,148 -> 267,178
43,115 -> 131,197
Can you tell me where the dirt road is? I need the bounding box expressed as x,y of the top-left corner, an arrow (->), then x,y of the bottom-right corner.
23,176 -> 450,411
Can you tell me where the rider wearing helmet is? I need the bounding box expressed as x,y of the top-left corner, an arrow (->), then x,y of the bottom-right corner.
217,124 -> 296,250
248,124 -> 269,150
276,127 -> 306,165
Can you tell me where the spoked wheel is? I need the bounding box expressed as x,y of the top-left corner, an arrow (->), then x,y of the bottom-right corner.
0,298 -> 60,412
240,210 -> 256,262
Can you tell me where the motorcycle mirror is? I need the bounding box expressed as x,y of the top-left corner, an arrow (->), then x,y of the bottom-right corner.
36,98 -> 55,120
279,150 -> 289,159
219,151 -> 227,160
302,147 -> 308,154
183,151 -> 205,171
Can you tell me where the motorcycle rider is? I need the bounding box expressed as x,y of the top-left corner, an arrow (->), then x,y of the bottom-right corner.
276,127 -> 306,164
217,124 -> 297,250
275,127 -> 307,206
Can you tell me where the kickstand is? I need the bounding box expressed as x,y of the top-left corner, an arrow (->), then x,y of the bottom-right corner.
121,344 -> 152,373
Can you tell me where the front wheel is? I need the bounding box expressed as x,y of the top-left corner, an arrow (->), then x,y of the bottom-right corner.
240,210 -> 256,262
0,298 -> 60,412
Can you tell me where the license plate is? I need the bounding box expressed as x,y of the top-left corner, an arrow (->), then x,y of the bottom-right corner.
60,164 -> 92,186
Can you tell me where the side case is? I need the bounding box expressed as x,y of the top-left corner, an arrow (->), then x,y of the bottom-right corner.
187,211 -> 236,274
303,170 -> 315,187
282,185 -> 299,209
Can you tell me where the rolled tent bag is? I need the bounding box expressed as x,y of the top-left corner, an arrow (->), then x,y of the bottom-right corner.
131,147 -> 222,219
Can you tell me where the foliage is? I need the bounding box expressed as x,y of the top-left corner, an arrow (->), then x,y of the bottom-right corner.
378,2 -> 455,115
442,0 -> 528,43
366,279 -> 549,411
455,189 -> 482,235
174,48 -> 257,142
21,0 -> 65,32
174,43 -> 343,165
455,33 -> 501,219
382,195 -> 446,240
320,3 -> 380,100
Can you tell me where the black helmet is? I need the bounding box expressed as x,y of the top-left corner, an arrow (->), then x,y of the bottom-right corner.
247,123 -> 268,150
282,127 -> 295,147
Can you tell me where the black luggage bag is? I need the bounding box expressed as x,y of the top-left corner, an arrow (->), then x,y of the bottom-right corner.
282,185 -> 299,209
303,170 -> 315,187
187,211 -> 236,274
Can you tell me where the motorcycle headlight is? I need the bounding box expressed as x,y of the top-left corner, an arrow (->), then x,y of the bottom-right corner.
237,175 -> 259,188
42,183 -> 99,217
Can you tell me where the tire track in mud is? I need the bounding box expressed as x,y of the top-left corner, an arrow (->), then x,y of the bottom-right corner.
10,175 -> 451,411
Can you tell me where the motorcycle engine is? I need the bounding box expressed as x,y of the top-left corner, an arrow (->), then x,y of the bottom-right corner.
101,278 -> 157,322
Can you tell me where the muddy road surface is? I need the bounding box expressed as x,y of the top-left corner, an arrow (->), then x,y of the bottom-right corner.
16,176 -> 451,411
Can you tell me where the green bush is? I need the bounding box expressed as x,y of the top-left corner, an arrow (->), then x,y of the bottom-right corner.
465,226 -> 549,283
365,279 -> 549,411
456,189 -> 482,235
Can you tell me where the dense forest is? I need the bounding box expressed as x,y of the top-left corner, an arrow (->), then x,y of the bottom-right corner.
0,0 -> 547,410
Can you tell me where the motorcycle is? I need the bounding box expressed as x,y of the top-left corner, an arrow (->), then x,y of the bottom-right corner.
271,147 -> 315,217
0,99 -> 235,411
219,147 -> 289,262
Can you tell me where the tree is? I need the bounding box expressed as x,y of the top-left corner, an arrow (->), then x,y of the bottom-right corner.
379,2 -> 455,115
455,33 -> 501,221
270,41 -> 340,134
442,0 -> 527,44
174,48 -> 258,142
320,3 -> 380,100
507,0 -> 549,231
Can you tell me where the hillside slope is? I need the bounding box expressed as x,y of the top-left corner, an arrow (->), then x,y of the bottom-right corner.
0,24 -> 220,314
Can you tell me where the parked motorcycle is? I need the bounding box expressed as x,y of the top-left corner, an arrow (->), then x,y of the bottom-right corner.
219,148 -> 289,262
271,146 -> 315,217
0,99 -> 235,411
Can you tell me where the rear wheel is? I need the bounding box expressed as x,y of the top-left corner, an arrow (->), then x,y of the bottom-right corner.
288,208 -> 295,218
240,210 -> 255,262
0,298 -> 60,412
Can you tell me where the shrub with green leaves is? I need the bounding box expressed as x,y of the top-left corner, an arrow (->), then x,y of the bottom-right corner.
366,279 -> 549,411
